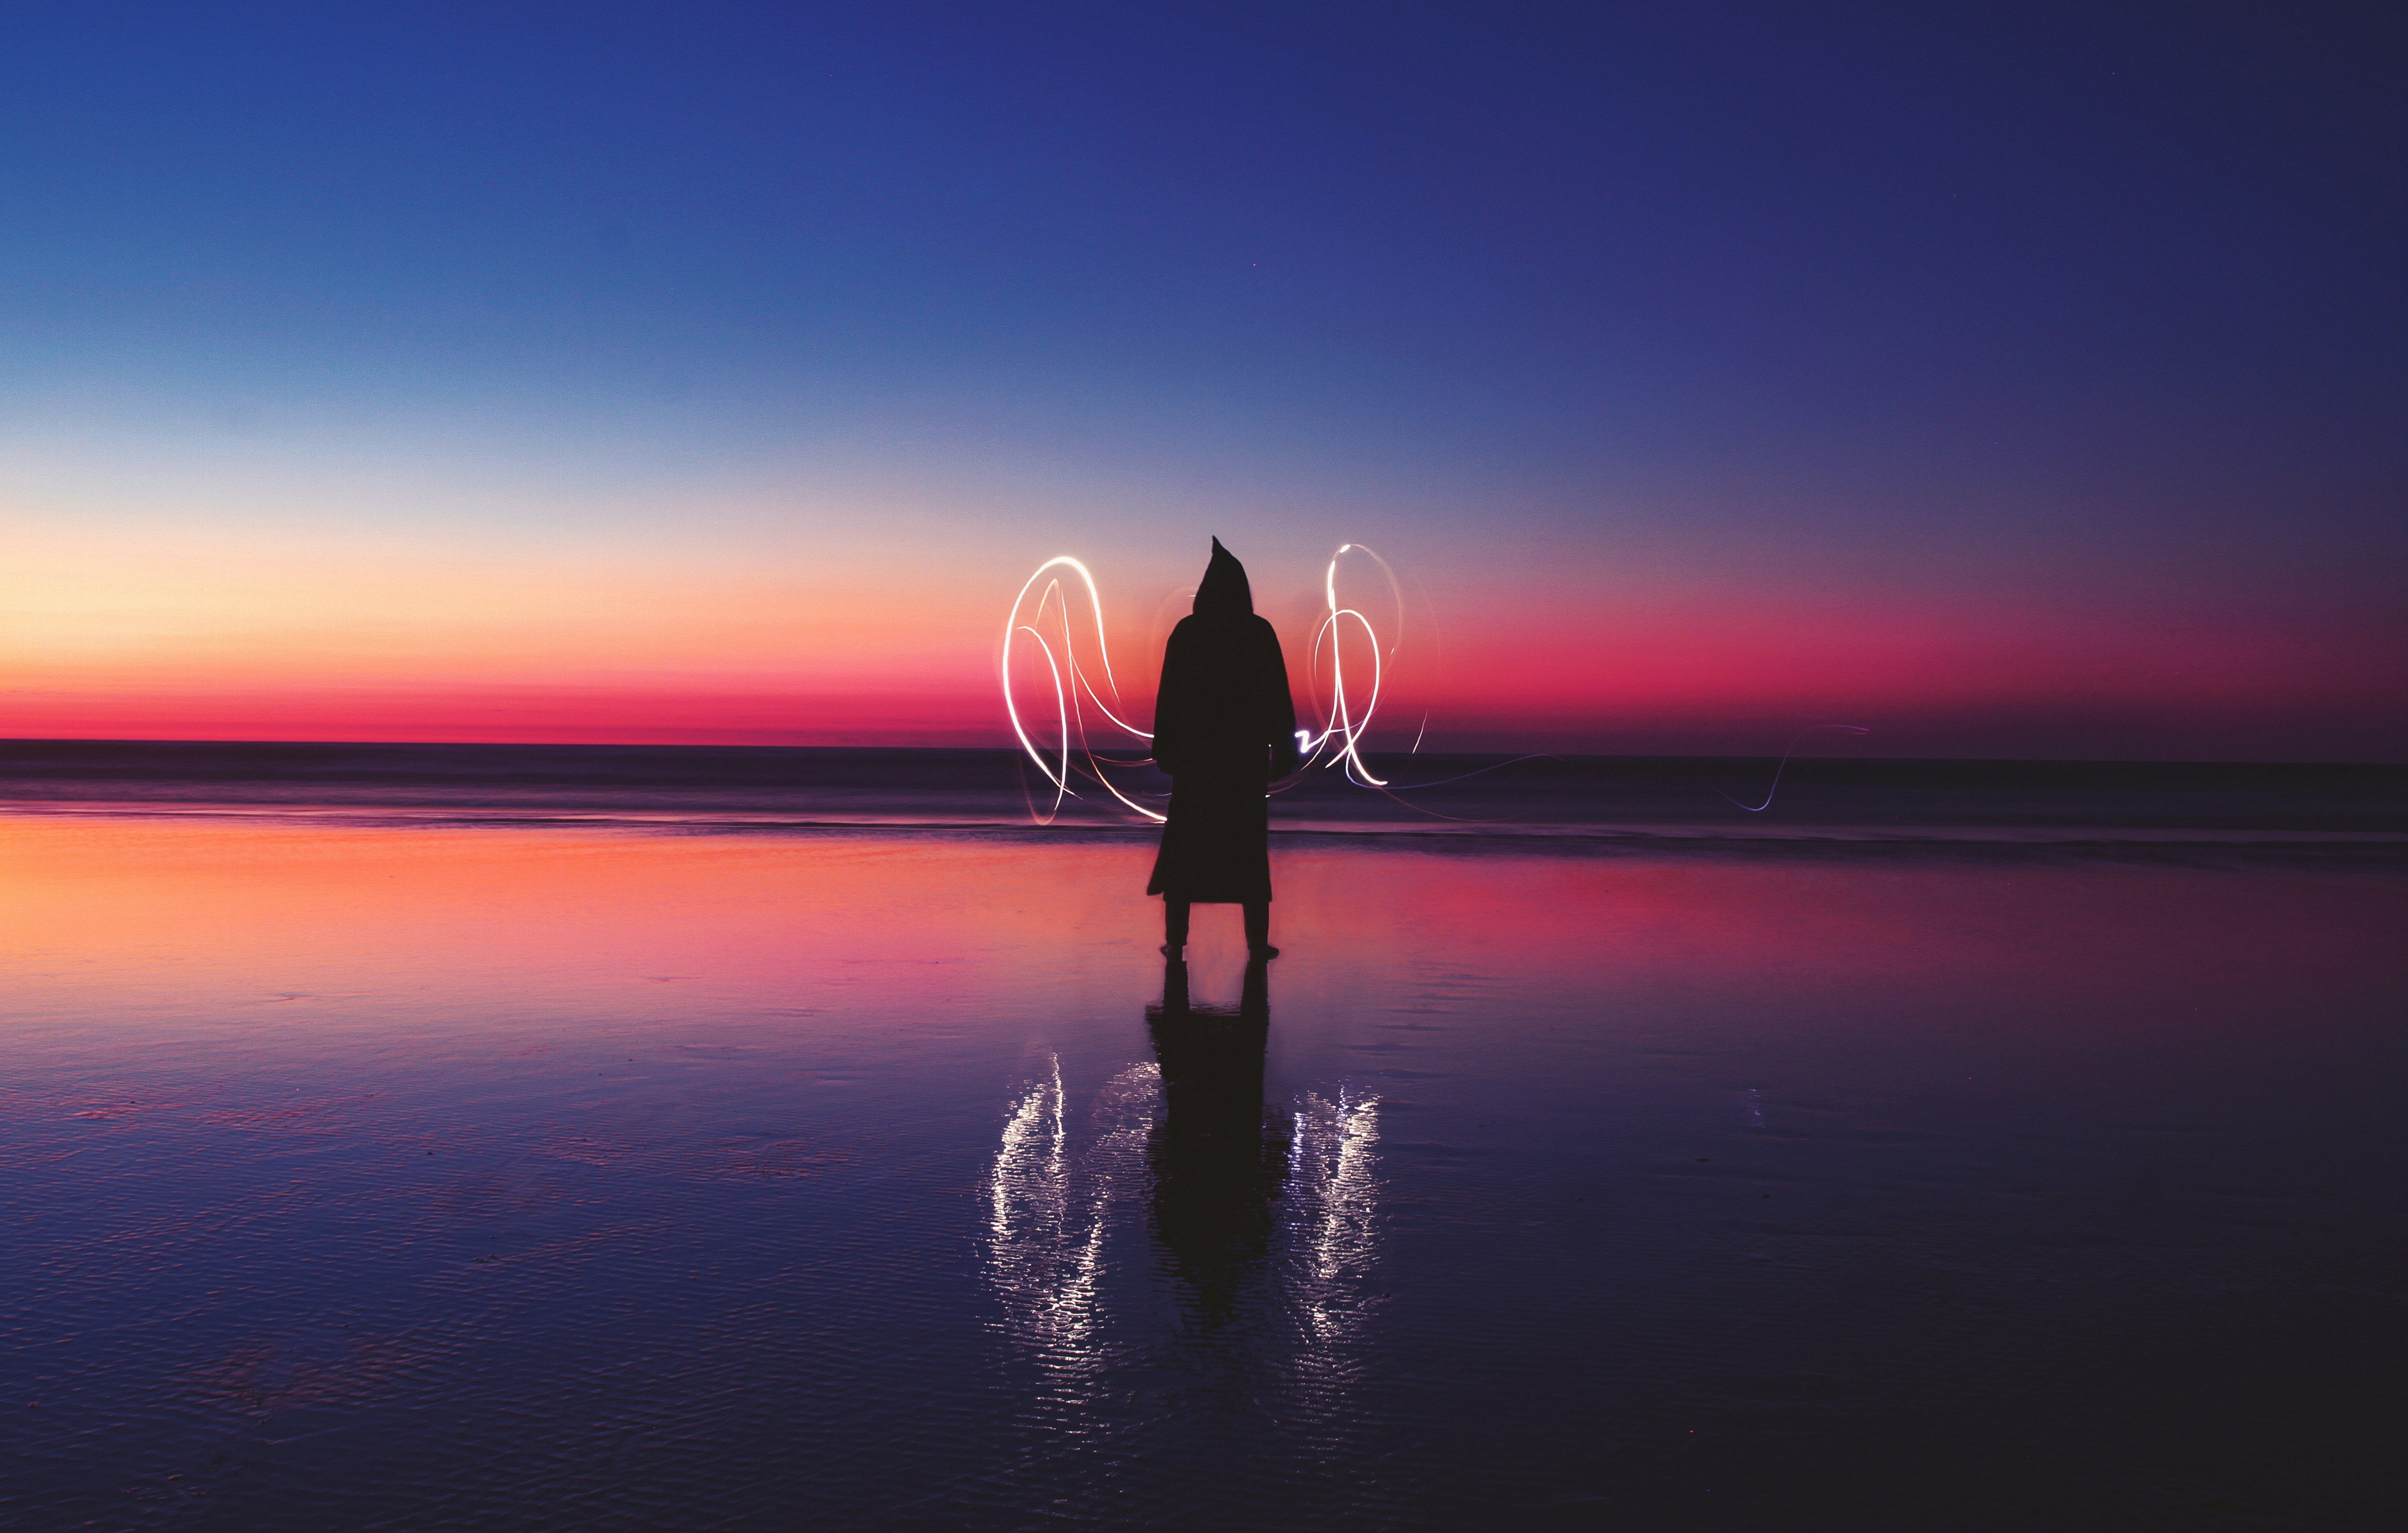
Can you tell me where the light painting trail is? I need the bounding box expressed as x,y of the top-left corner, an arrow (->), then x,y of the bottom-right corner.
1001,548 -> 1866,823
999,556 -> 1163,823
1001,546 -> 1405,825
1713,724 -> 1874,813
1296,544 -> 1406,790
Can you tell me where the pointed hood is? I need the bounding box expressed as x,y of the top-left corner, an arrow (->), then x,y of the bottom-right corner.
1192,537 -> 1254,618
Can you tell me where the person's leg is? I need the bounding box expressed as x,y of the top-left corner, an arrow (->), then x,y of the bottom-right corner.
1163,898 -> 1192,955
1243,900 -> 1275,956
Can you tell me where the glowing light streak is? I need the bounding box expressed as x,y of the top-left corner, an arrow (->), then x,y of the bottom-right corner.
1005,557 -> 1142,731
1714,724 -> 1873,812
999,541 -> 1551,820
1301,602 -> 1388,786
1293,544 -> 1399,788
1002,544 -> 1410,824
1002,545 -> 1870,826
1001,556 -> 1164,824
1010,624 -> 1071,818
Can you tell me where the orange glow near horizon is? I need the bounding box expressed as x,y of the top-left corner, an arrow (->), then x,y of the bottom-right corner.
7,527 -> 2402,755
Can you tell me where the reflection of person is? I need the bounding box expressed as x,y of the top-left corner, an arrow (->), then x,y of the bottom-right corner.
1147,539 -> 1300,958
1146,954 -> 1285,1321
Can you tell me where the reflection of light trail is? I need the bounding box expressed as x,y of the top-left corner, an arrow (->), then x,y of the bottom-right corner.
1287,1088 -> 1381,1338
985,1056 -> 1158,1382
982,1060 -> 1384,1421
1273,1085 -> 1383,1430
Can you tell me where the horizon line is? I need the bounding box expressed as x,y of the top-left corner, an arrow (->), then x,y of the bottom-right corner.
3,736 -> 2399,770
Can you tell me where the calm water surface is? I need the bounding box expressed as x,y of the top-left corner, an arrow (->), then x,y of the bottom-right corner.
3,816 -> 2401,1530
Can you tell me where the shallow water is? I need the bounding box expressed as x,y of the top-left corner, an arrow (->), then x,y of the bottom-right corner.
6,740 -> 2401,848
3,816 -> 2402,1530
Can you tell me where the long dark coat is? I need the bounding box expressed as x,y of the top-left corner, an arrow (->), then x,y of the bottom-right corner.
1146,541 -> 1299,904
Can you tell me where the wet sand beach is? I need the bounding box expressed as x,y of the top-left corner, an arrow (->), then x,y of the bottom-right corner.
4,798 -> 2401,1530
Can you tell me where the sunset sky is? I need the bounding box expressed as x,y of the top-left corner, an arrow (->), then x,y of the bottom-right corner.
5,4 -> 2401,758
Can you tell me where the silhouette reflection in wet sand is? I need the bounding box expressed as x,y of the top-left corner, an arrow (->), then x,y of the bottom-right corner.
1146,955 -> 1287,1322
985,953 -> 1383,1419
1148,539 -> 1299,959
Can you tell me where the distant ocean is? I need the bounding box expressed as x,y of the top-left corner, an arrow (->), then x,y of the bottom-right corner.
3,740 -> 2399,855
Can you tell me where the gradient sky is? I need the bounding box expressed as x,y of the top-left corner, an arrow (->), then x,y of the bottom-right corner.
5,3 -> 2401,757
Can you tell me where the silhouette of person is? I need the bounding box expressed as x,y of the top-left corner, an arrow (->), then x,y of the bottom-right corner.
1147,539 -> 1299,957
1145,954 -> 1286,1322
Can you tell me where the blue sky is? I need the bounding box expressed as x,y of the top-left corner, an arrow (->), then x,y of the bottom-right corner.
5,3 -> 2401,753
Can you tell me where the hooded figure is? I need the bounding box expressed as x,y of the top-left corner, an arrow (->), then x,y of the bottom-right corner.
1147,539 -> 1299,955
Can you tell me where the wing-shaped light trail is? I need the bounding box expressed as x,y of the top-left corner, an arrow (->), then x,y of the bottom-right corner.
1001,556 -> 1167,824
1296,544 -> 1402,788
1002,546 -> 1405,825
1001,547 -> 1863,824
